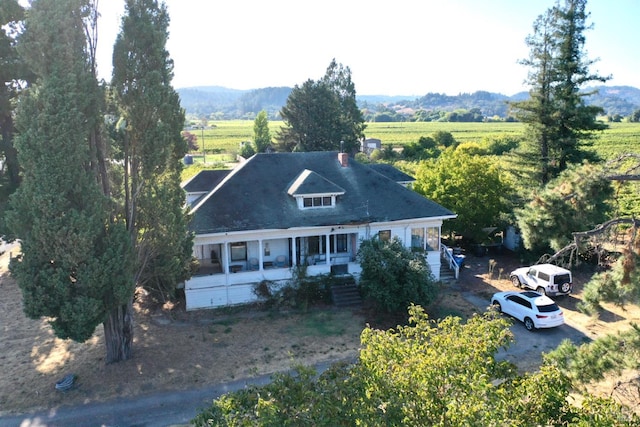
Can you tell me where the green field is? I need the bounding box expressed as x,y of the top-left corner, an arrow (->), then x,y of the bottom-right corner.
187,121 -> 640,160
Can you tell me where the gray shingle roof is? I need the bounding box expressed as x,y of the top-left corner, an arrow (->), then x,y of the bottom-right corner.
182,169 -> 230,193
287,169 -> 345,196
189,151 -> 455,234
368,163 -> 415,183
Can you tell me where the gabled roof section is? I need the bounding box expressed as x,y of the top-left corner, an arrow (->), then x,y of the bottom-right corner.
368,163 -> 415,184
287,169 -> 345,196
189,151 -> 455,235
182,169 -> 231,193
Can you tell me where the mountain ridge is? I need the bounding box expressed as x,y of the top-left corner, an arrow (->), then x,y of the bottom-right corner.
178,85 -> 640,120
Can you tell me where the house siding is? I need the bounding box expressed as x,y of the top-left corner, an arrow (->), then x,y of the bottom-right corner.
185,219 -> 445,310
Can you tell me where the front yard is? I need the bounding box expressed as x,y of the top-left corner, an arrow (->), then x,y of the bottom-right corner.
2,250 -> 639,416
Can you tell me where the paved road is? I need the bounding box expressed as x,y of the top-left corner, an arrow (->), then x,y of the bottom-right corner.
0,361 -> 341,427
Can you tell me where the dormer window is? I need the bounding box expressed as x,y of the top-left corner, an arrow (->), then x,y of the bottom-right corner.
303,196 -> 333,208
288,169 -> 345,210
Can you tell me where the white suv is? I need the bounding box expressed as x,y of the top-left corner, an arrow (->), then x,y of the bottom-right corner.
509,264 -> 572,296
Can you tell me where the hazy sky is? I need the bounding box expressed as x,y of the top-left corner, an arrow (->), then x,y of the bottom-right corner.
26,0 -> 640,95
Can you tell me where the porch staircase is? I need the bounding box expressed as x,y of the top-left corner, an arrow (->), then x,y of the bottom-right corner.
330,279 -> 362,307
439,263 -> 457,284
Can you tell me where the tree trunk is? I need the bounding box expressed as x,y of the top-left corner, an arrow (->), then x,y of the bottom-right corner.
103,299 -> 134,364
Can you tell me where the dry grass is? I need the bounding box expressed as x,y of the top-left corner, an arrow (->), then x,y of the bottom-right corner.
0,249 -> 367,416
2,250 -> 639,416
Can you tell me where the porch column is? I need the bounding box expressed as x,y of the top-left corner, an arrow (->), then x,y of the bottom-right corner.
258,239 -> 264,271
223,242 -> 229,274
325,233 -> 331,265
291,237 -> 297,267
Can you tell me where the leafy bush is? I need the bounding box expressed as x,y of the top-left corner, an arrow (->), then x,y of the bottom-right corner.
357,236 -> 438,312
192,305 -> 639,426
252,267 -> 331,310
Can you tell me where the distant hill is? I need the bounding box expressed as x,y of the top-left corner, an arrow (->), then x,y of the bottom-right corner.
177,85 -> 640,120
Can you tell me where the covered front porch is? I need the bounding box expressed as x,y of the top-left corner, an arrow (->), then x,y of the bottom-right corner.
186,231 -> 361,310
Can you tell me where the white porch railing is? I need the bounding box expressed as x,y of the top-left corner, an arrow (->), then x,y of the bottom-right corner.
440,243 -> 460,280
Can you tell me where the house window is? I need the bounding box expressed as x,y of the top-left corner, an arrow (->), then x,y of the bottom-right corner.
307,235 -> 326,255
302,196 -> 333,208
426,227 -> 439,251
230,242 -> 247,261
411,228 -> 425,250
331,234 -> 348,253
378,230 -> 391,241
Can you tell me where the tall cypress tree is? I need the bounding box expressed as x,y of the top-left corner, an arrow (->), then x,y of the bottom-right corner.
0,0 -> 28,214
509,0 -> 609,186
111,0 -> 192,303
6,0 -> 135,358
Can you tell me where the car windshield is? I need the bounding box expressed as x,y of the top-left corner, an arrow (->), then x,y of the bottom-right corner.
553,274 -> 571,285
538,303 -> 560,313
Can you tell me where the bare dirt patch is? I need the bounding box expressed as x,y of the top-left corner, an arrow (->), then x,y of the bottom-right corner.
0,250 -> 365,416
1,249 -> 639,416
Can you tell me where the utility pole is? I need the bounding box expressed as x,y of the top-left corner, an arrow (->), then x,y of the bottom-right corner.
201,117 -> 207,164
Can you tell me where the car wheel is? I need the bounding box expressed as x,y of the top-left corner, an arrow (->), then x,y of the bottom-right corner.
523,317 -> 535,331
561,283 -> 571,293
492,301 -> 502,313
511,276 -> 521,288
536,286 -> 546,296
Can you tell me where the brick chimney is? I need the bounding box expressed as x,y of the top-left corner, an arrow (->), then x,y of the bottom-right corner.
338,140 -> 348,167
338,152 -> 348,167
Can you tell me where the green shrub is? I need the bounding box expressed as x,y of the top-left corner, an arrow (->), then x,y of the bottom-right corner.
357,236 -> 438,312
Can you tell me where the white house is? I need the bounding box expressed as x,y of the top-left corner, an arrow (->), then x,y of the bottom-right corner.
182,151 -> 456,310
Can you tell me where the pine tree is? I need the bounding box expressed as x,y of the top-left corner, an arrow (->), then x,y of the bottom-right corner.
321,59 -> 367,154
111,0 -> 192,309
278,59 -> 366,154
6,0 -> 135,357
509,0 -> 608,186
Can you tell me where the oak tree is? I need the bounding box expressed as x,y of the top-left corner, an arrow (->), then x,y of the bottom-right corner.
193,305 -> 639,426
414,145 -> 513,242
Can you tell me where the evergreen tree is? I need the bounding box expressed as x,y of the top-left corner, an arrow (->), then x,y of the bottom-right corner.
509,0 -> 608,186
516,163 -> 613,254
321,58 -> 367,154
277,59 -> 366,154
0,0 -> 28,217
111,0 -> 192,307
5,0 -> 135,359
253,109 -> 271,153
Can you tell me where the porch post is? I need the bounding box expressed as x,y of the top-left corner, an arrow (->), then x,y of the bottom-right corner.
258,239 -> 264,271
223,242 -> 229,274
291,237 -> 297,267
325,233 -> 331,265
